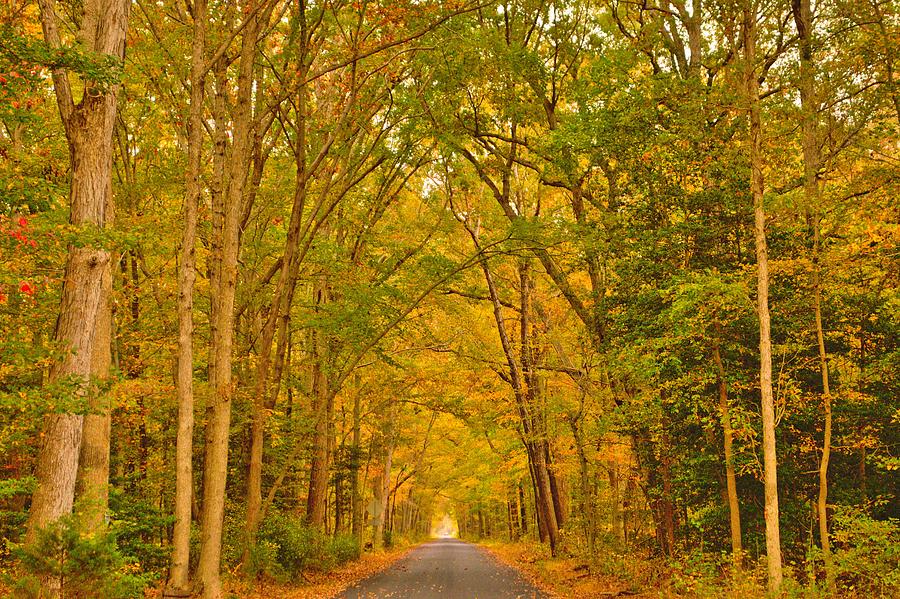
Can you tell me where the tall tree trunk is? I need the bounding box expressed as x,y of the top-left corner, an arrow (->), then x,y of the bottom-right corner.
373,425 -> 394,549
306,290 -> 334,529
452,196 -> 560,554
351,384 -> 363,540
713,343 -> 743,566
196,13 -> 260,598
244,35 -> 311,553
518,482 -> 528,535
76,254 -> 112,531
531,443 -> 558,553
810,152 -> 835,592
518,260 -> 560,554
166,0 -> 206,592
27,0 -> 128,558
569,413 -> 595,551
544,442 -> 566,530
791,0 -> 835,589
526,457 -> 546,543
744,2 -> 783,591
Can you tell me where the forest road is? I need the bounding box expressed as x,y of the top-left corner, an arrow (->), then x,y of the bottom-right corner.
338,538 -> 547,598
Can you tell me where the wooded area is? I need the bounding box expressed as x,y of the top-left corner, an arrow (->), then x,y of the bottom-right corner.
0,0 -> 897,597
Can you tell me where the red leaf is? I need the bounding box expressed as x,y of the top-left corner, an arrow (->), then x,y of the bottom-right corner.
19,281 -> 34,296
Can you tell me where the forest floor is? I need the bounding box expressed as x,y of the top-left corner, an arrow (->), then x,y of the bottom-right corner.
480,541 -> 655,599
225,542 -> 418,599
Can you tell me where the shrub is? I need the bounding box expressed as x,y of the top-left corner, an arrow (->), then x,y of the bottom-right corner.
6,515 -> 151,598
327,534 -> 360,566
243,538 -> 284,581
249,512 -> 325,581
829,507 -> 899,597
246,512 -> 363,582
108,487 -> 173,574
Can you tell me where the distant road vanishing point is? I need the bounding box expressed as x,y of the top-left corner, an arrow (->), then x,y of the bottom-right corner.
338,538 -> 547,598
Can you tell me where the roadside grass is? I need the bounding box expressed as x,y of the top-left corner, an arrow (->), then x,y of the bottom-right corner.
478,540 -> 770,599
479,540 -> 652,598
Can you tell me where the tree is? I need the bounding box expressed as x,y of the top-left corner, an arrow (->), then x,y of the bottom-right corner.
166,0 -> 207,593
26,0 -> 129,547
743,0 -> 782,591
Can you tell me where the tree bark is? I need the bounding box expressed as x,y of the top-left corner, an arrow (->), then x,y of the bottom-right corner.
196,12 -> 260,598
569,412 -> 595,551
791,0 -> 834,589
544,442 -> 567,531
373,424 -> 394,549
243,24 -> 311,552
713,343 -> 743,566
744,1 -> 783,591
76,234 -> 113,533
166,0 -> 206,592
351,385 -> 364,541
516,259 -> 560,554
306,335 -> 334,529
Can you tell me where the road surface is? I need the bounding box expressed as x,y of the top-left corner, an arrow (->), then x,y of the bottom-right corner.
339,538 -> 547,598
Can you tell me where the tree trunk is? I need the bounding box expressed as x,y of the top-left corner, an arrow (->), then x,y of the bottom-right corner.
744,2 -> 783,590
374,427 -> 394,549
792,0 -> 835,589
713,343 -> 743,566
527,457 -> 546,543
27,0 -> 127,559
570,413 -> 595,551
544,442 -> 567,531
351,385 -> 363,540
518,260 -> 560,554
518,482 -> 528,535
76,244 -> 112,532
531,444 -> 559,553
165,0 -> 205,594
306,310 -> 334,529
244,45 -> 311,554
196,13 -> 260,598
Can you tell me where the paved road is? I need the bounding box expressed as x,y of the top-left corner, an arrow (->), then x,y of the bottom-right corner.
339,538 -> 547,598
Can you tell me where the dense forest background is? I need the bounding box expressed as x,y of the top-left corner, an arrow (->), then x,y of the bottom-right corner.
0,0 -> 897,597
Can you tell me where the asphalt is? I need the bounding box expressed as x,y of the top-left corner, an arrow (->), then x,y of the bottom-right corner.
338,538 -> 547,598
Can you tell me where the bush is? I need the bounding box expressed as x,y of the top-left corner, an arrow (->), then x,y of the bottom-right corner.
327,534 -> 360,566
245,512 -> 363,582
249,512 -> 324,581
243,537 -> 283,581
6,515 -> 151,598
108,487 -> 173,574
829,507 -> 899,597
